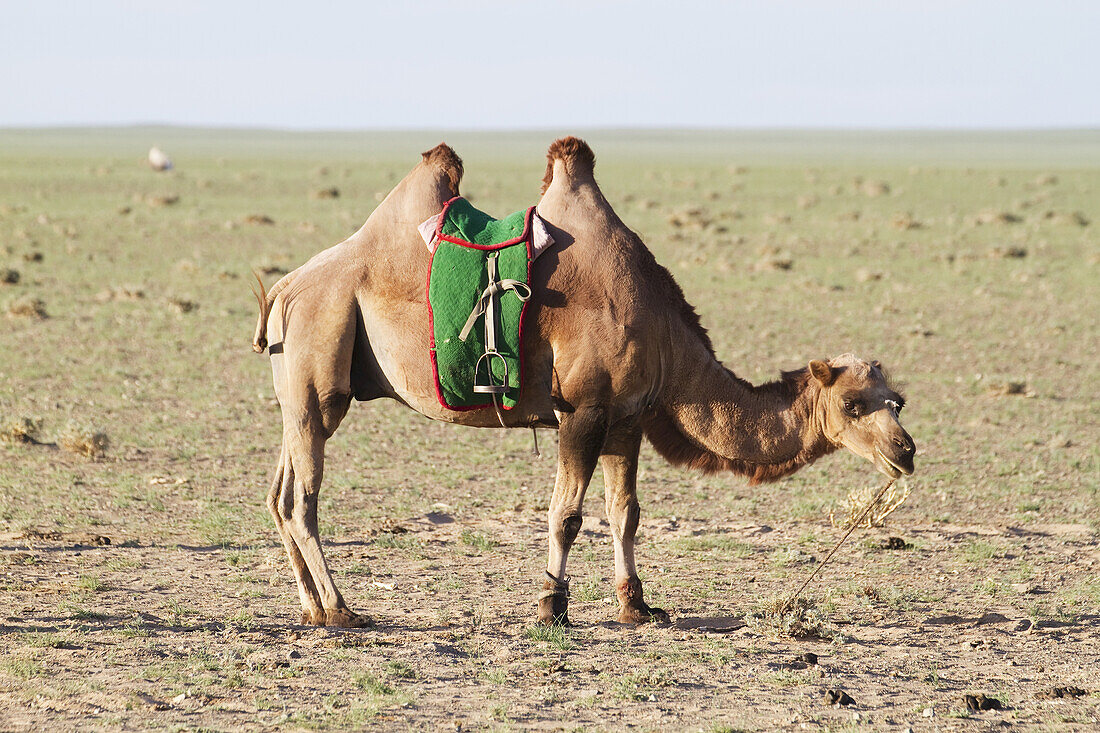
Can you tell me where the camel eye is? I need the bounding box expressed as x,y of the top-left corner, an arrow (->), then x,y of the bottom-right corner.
842,400 -> 860,417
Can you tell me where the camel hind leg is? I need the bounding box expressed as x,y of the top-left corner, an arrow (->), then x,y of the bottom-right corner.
268,387 -> 370,627
267,443 -> 324,623
601,424 -> 670,624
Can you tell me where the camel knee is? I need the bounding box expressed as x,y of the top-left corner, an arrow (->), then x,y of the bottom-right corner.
552,512 -> 583,547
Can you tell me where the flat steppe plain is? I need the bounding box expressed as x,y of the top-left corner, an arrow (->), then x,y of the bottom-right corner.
0,128 -> 1097,730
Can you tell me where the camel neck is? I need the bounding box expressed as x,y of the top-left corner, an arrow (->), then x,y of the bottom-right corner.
661,340 -> 822,470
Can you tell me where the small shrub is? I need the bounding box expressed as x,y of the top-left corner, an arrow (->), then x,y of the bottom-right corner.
6,296 -> 47,319
829,482 -> 911,529
60,422 -> 109,460
745,596 -> 836,640
1,417 -> 42,444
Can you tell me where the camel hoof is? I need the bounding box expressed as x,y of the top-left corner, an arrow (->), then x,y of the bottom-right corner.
300,609 -> 326,626
537,573 -> 570,626
537,610 -> 571,627
617,605 -> 671,626
537,597 -> 570,626
325,608 -> 374,628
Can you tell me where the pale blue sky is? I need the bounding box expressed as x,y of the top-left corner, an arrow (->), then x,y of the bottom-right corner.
3,1 -> 1097,129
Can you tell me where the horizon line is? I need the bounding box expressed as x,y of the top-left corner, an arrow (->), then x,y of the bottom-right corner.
2,123 -> 1098,135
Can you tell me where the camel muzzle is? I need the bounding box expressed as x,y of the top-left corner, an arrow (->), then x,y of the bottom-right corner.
876,433 -> 915,477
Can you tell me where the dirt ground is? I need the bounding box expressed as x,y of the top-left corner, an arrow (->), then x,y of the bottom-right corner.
1,129 -> 1097,730
1,478 -> 1098,730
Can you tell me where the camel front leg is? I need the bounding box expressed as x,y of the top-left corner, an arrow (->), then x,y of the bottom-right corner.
601,425 -> 670,624
539,407 -> 608,625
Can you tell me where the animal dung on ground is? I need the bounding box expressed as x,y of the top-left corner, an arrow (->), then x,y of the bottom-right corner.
829,482 -> 911,529
963,694 -> 1003,711
6,296 -> 48,319
1036,686 -> 1087,700
243,214 -> 275,226
754,256 -> 794,272
986,380 -> 1028,397
60,423 -> 109,460
882,536 -> 911,550
988,246 -> 1028,259
823,689 -> 855,706
147,147 -> 173,171
1,268 -> 19,284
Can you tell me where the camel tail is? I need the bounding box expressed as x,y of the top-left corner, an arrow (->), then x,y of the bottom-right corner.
250,270 -> 296,353
541,136 -> 596,194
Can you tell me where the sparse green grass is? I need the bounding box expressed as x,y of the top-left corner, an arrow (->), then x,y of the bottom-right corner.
670,534 -> 754,557
0,127 -> 1098,731
76,574 -> 105,592
524,624 -> 574,650
459,528 -> 498,553
961,540 -> 999,564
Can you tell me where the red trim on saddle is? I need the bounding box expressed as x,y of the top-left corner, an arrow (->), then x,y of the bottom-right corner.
426,198 -> 536,413
434,196 -> 535,250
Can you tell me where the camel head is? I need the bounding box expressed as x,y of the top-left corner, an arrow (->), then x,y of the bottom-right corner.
808,354 -> 916,478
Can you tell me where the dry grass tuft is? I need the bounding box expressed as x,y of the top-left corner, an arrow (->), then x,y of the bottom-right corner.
1,417 -> 42,444
243,214 -> 275,226
60,423 -> 109,460
95,285 -> 145,302
145,194 -> 179,207
6,296 -> 48,319
861,180 -> 891,197
168,298 -> 198,314
745,596 -> 835,640
890,212 -> 922,230
1,268 -> 19,285
829,482 -> 911,529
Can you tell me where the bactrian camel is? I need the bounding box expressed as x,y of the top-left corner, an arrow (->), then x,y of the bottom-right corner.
251,137 -> 916,627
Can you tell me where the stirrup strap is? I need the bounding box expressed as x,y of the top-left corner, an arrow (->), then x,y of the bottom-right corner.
458,253 -> 531,351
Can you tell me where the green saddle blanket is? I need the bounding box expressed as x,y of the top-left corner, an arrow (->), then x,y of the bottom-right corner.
427,197 -> 535,411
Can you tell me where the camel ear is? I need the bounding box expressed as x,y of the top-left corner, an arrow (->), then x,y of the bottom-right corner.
808,360 -> 836,387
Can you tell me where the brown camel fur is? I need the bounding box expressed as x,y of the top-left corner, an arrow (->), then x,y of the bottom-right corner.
252,137 -> 916,628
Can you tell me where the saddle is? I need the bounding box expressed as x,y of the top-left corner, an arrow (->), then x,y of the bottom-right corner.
424,197 -> 551,412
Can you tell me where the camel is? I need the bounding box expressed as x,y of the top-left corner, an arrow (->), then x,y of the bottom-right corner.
251,137 -> 916,628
